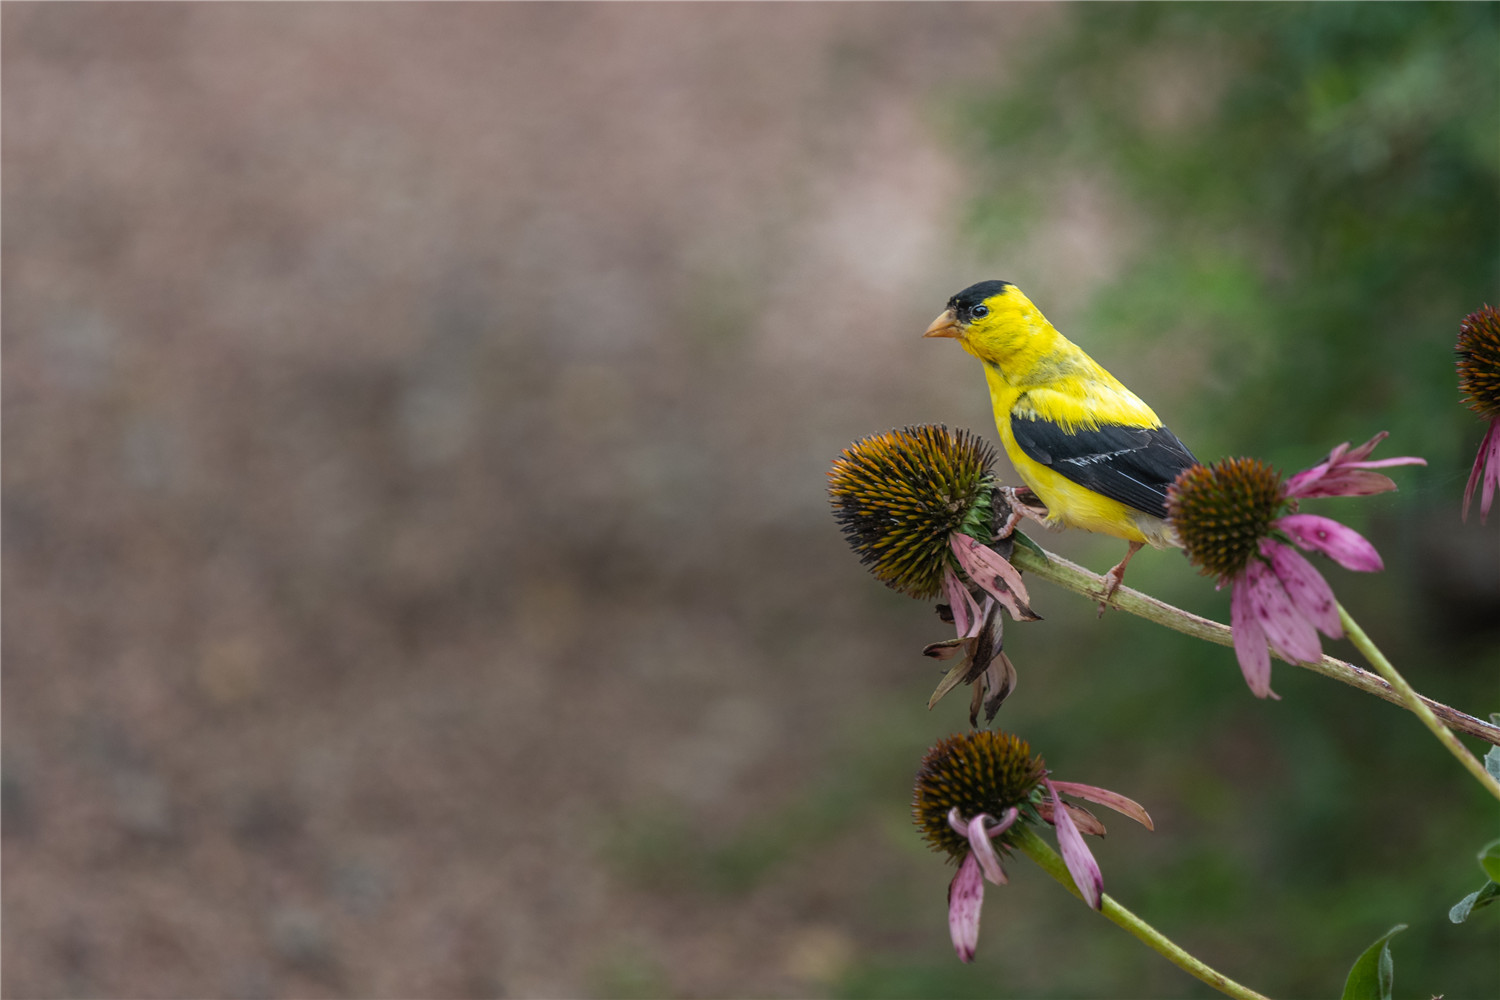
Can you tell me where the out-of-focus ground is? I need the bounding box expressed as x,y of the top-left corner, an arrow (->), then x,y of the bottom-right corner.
7,5 -> 1496,1000
1,5 -> 1079,997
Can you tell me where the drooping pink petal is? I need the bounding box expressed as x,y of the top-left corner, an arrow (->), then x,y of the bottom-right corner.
947,807 -> 967,836
1278,513 -> 1384,572
1284,431 -> 1426,499
1045,780 -> 1102,910
1260,539 -> 1342,639
959,810 -> 1007,886
1049,781 -> 1155,831
1244,560 -> 1323,665
947,852 -> 984,963
1038,799 -> 1106,836
948,806 -> 1019,845
972,807 -> 1019,885
950,533 -> 1040,622
943,567 -> 977,639
1466,421 -> 1500,524
1230,571 -> 1276,700
1066,804 -> 1105,837
984,806 -> 1022,840
1486,423 -> 1500,523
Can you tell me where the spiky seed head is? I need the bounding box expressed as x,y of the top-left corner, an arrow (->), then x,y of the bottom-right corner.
912,731 -> 1046,862
1167,459 -> 1285,582
1458,306 -> 1500,421
828,425 -> 997,599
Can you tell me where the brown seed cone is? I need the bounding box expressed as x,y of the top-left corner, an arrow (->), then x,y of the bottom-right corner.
1167,458 -> 1285,581
912,730 -> 1045,862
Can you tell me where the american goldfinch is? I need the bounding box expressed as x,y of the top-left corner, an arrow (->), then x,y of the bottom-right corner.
924,280 -> 1197,601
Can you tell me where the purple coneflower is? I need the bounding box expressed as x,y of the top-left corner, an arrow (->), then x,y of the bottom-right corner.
828,426 -> 1038,721
1457,306 -> 1500,524
912,730 -> 1152,963
1167,434 -> 1425,699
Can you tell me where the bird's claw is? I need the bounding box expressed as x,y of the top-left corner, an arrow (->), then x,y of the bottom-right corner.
996,486 -> 1051,539
1096,540 -> 1144,616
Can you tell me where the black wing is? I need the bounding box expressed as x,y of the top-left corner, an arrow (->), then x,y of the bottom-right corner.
1011,413 -> 1197,519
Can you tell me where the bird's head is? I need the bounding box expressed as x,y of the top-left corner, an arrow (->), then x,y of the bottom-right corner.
923,280 -> 1053,365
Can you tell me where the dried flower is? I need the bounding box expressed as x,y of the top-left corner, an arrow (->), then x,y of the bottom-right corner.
830,426 -> 1040,720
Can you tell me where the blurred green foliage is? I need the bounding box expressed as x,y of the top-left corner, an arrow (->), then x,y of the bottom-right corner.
963,2 -> 1499,471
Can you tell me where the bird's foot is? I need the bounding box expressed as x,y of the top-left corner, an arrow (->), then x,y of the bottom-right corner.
1096,541 -> 1144,618
996,486 -> 1051,539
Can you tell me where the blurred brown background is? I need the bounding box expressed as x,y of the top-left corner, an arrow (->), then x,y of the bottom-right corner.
0,5 -> 1071,997
7,4 -> 1495,999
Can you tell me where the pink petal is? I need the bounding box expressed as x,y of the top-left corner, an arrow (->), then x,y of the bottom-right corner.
1049,781 -> 1154,831
1285,468 -> 1401,498
1346,455 -> 1428,470
1485,424 -> 1500,523
1038,800 -> 1106,836
986,806 -> 1022,840
1260,539 -> 1342,639
1244,560 -> 1323,665
1046,780 -> 1102,910
1282,464 -> 1331,498
950,533 -> 1040,622
943,568 -> 976,638
1469,421 -> 1500,524
1230,572 -> 1277,699
947,852 -> 984,963
1341,431 -> 1387,463
1284,431 -> 1425,499
964,812 -> 1007,886
1278,513 -> 1384,572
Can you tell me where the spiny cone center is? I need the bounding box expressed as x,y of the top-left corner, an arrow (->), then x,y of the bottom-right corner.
1167,459 -> 1284,581
828,425 -> 996,600
1458,306 -> 1500,421
913,731 -> 1046,861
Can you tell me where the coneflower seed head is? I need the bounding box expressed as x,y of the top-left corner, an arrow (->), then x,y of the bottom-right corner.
912,731 -> 1045,862
828,426 -> 997,599
1168,459 -> 1285,581
1457,306 -> 1500,421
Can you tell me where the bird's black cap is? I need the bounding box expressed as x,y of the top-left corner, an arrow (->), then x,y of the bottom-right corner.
947,280 -> 1013,318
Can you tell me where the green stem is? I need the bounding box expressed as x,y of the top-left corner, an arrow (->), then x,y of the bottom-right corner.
1007,544 -> 1500,748
1336,604 -> 1500,802
1011,826 -> 1269,1000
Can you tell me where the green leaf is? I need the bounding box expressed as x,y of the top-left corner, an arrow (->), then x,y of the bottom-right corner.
1485,745 -> 1500,784
1449,881 -> 1500,924
1010,530 -> 1047,561
1340,924 -> 1406,1000
1479,838 -> 1500,883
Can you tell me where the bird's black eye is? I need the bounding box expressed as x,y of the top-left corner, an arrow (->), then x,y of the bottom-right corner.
971,304 -> 989,319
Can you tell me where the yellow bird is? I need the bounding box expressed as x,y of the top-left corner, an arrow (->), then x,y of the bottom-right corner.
924,280 -> 1197,601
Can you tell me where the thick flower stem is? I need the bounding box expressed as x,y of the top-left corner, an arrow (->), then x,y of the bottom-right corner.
1007,545 -> 1500,748
1011,826 -> 1268,1000
1336,604 -> 1500,802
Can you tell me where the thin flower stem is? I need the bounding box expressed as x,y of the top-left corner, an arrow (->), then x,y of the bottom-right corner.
1011,826 -> 1268,1000
1008,544 -> 1500,748
1337,604 -> 1500,802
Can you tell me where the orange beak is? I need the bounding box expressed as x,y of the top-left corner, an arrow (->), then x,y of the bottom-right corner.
923,309 -> 962,339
